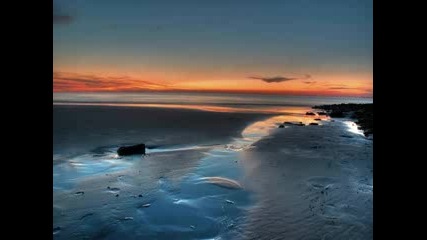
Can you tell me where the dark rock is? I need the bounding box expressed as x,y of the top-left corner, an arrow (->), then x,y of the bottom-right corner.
117,144 -> 146,156
329,111 -> 344,117
53,226 -> 61,234
306,112 -> 316,116
313,103 -> 373,136
364,129 -> 373,137
314,118 -> 322,121
309,123 -> 319,126
284,121 -> 304,126
138,194 -> 143,198
75,191 -> 84,195
317,112 -> 328,115
278,124 -> 284,128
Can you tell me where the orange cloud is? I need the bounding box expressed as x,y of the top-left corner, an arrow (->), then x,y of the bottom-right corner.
53,72 -> 170,92
53,71 -> 372,97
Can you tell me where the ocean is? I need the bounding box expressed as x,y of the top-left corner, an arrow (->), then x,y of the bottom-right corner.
53,92 -> 372,239
53,92 -> 372,113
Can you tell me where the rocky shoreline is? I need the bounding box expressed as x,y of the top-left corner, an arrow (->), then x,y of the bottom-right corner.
312,103 -> 373,137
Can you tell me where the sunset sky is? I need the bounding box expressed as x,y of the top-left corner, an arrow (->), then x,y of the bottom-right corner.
53,0 -> 372,97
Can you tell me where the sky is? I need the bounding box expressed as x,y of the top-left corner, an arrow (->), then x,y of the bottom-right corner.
53,0 -> 373,97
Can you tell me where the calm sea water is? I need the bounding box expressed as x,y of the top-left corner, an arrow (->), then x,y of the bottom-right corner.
53,92 -> 372,112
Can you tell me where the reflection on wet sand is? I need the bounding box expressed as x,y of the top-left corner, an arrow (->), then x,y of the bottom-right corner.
197,177 -> 243,189
237,119 -> 373,239
53,105 -> 371,239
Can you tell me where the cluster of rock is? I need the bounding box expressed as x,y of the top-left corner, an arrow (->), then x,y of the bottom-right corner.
305,111 -> 328,116
278,121 -> 306,128
284,121 -> 305,126
313,103 -> 373,136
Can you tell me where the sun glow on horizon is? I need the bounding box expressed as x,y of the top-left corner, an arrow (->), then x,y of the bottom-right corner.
53,70 -> 372,97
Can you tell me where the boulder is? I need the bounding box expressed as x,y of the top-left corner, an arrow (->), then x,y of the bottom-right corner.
309,123 -> 319,126
314,118 -> 321,121
283,121 -> 304,126
317,112 -> 328,115
117,144 -> 146,156
306,112 -> 316,116
278,124 -> 284,128
329,111 -> 344,117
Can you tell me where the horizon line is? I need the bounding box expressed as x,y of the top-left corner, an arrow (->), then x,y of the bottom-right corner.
53,89 -> 373,98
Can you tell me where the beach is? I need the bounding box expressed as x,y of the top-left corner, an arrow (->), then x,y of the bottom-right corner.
53,97 -> 372,239
239,118 -> 373,239
53,105 -> 273,160
53,0 -> 373,237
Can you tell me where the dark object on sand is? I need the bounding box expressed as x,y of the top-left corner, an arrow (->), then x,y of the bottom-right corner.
284,121 -> 304,126
278,124 -> 284,128
317,112 -> 328,115
306,112 -> 316,116
314,118 -> 321,121
117,144 -> 146,156
309,123 -> 319,126
53,226 -> 61,234
313,103 -> 372,136
329,111 -> 344,118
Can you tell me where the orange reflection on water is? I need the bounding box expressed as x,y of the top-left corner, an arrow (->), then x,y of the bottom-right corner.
53,102 -> 312,114
240,110 -> 330,140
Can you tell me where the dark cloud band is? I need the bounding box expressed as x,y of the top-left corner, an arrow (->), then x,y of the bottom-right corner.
249,74 -> 311,83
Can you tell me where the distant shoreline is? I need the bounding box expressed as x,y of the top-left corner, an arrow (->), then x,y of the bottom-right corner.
313,103 -> 373,137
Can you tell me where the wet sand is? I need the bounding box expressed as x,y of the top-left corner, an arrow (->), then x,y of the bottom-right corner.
53,105 -> 273,159
238,119 -> 373,239
53,105 -> 277,239
53,105 -> 372,239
